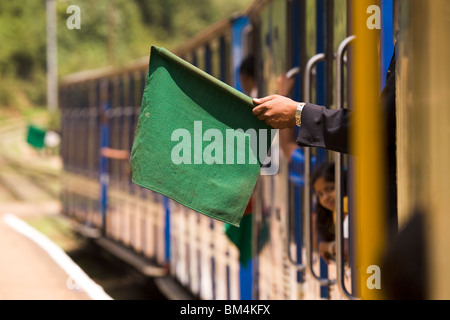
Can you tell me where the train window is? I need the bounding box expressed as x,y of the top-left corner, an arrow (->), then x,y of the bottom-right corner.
218,36 -> 229,84
334,0 -> 348,52
305,0 -> 317,61
258,0 -> 288,96
196,47 -> 205,71
241,24 -> 254,59
210,38 -> 221,79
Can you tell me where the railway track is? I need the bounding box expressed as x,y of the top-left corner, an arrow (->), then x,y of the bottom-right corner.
0,116 -> 61,204
0,154 -> 61,202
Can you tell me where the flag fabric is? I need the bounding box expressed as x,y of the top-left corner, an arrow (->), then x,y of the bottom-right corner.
130,46 -> 273,227
26,124 -> 46,149
224,213 -> 252,266
224,197 -> 254,266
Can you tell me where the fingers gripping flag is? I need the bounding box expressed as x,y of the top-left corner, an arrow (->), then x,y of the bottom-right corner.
130,46 -> 275,227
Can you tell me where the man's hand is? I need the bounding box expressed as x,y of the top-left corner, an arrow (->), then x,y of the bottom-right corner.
252,95 -> 298,129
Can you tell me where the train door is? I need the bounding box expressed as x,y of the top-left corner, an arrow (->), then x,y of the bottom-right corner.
277,0 -> 347,301
282,0 -> 396,300
59,80 -> 101,230
99,72 -> 168,266
312,0 -> 395,300
250,0 -> 299,300
100,76 -> 126,244
299,0 -> 340,300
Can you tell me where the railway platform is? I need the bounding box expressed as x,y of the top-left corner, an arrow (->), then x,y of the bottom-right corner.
0,203 -> 94,300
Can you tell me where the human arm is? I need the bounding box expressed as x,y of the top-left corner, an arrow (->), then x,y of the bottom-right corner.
252,95 -> 351,154
100,147 -> 130,160
276,72 -> 301,161
296,103 -> 351,154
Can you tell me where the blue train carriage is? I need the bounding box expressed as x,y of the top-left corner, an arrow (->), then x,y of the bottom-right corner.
60,74 -> 103,233
58,0 -> 450,301
57,0 -> 391,301
59,57 -> 170,269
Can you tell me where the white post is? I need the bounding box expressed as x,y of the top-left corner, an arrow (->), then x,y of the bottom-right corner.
46,0 -> 58,111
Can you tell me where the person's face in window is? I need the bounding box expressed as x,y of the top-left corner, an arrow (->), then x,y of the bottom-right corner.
313,177 -> 335,211
239,73 -> 255,96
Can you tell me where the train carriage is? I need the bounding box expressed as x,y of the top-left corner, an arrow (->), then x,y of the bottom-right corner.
59,0 -> 450,300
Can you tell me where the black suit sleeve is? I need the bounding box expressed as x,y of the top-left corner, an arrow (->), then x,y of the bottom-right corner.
296,103 -> 351,154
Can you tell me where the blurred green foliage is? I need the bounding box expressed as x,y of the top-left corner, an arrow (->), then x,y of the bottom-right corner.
0,0 -> 252,109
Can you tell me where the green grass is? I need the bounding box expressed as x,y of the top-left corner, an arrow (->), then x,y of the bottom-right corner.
25,215 -> 84,252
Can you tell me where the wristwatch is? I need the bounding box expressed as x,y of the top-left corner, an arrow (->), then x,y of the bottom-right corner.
295,103 -> 306,127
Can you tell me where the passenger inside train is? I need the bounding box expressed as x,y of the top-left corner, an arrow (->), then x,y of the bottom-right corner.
310,161 -> 349,265
239,55 -> 258,98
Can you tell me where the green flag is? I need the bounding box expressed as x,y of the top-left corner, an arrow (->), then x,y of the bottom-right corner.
26,124 -> 46,149
224,214 -> 252,266
130,46 -> 274,227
